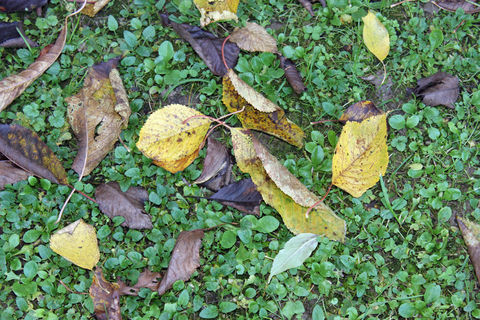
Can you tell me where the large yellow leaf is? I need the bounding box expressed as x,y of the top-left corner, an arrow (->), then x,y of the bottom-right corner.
362,11 -> 389,62
231,128 -> 346,241
193,0 -> 239,26
332,114 -> 388,197
50,219 -> 100,270
136,104 -> 211,173
223,69 -> 304,148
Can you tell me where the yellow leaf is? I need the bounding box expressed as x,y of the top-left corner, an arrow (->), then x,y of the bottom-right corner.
362,11 -> 390,61
82,0 -> 110,17
136,104 -> 211,173
193,0 -> 239,27
223,69 -> 304,148
50,219 -> 100,270
229,22 -> 278,53
332,114 -> 389,197
231,128 -> 346,241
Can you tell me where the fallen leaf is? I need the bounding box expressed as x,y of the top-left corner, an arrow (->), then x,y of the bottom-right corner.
0,160 -> 29,190
0,19 -> 67,112
95,182 -> 152,230
412,71 -> 459,109
160,14 -> 239,76
90,267 -> 122,320
339,100 -> 383,123
136,104 -> 211,173
268,233 -> 318,282
223,69 -> 305,148
0,124 -> 68,185
457,216 -> 480,285
332,114 -> 389,198
194,137 -> 233,191
298,0 -> 315,16
0,22 -> 38,48
120,269 -> 162,294
193,0 -> 239,26
362,11 -> 389,62
361,71 -> 394,102
82,0 -> 110,17
433,0 -> 480,13
231,128 -> 346,241
278,54 -> 306,94
208,178 -> 263,215
229,22 -> 278,53
66,57 -> 130,176
50,219 -> 100,270
158,229 -> 204,295
0,0 -> 47,12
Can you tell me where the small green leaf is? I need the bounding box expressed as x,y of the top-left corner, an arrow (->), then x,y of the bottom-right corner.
107,15 -> 118,31
398,302 -> 415,318
389,115 -> 405,129
23,230 -> 41,243
424,283 -> 441,304
253,216 -> 280,233
438,207 -> 452,223
199,305 -> 218,319
142,26 -> 156,41
220,230 -> 237,249
12,282 -> 37,297
311,146 -> 324,166
220,302 -> 237,313
23,261 -> 38,279
124,30 -> 138,48
429,29 -> 443,50
312,305 -> 325,320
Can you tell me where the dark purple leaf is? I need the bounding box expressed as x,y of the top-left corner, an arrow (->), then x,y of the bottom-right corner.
194,137 -> 233,191
412,71 -> 459,109
209,178 -> 263,216
0,0 -> 47,12
278,54 -> 306,94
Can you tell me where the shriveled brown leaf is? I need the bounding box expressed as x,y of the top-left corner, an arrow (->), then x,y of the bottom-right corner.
433,0 -> 480,13
67,57 -> 130,176
361,70 -> 394,102
0,160 -> 29,190
229,22 -> 278,53
339,100 -> 383,123
160,14 -> 239,76
194,137 -> 233,191
278,54 -> 306,94
158,229 -> 204,295
0,0 -> 47,12
90,267 -> 123,320
412,71 -> 459,109
0,22 -> 38,48
95,182 -> 152,229
118,269 -> 163,296
298,0 -> 315,16
457,216 -> 480,285
82,0 -> 110,17
208,178 -> 262,215
0,124 -> 68,185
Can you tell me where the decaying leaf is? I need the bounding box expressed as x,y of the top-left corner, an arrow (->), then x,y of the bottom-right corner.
0,124 -> 68,185
0,22 -> 38,48
50,219 -> 100,270
332,114 -> 389,198
0,20 -> 67,112
298,0 -> 315,16
223,69 -> 305,148
119,269 -> 162,294
0,160 -> 29,190
95,182 -> 152,230
158,229 -> 205,295
362,11 -> 390,62
194,137 -> 233,191
278,54 -> 306,95
412,71 -> 459,109
82,0 -> 110,17
433,0 -> 480,13
137,104 -> 211,173
193,0 -> 239,26
0,0 -> 47,12
231,128 -> 346,241
67,57 -> 131,176
339,100 -> 383,123
160,14 -> 239,76
361,70 -> 394,102
229,22 -> 278,53
457,216 -> 480,285
208,178 -> 263,215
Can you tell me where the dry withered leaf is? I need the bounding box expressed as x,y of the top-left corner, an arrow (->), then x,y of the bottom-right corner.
433,0 -> 480,13
67,57 -> 131,176
194,137 -> 233,191
0,22 -> 38,48
361,70 -> 394,102
229,22 -> 278,53
193,0 -> 239,26
120,269 -> 163,294
278,54 -> 306,94
339,100 -> 383,123
457,216 -> 480,285
0,160 -> 29,190
95,182 -> 152,230
160,14 -> 239,76
158,229 -> 204,295
209,178 -> 263,215
0,0 -> 47,12
412,71 -> 459,109
0,124 -> 68,185
81,0 -> 110,17
298,0 -> 315,16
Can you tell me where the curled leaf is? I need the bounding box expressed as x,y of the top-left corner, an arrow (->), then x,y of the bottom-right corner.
362,11 -> 389,61
208,178 -> 263,215
193,0 -> 239,26
194,137 -> 233,191
339,100 -> 383,123
278,54 -> 306,94
229,22 -> 278,53
0,22 -> 38,48
81,0 -> 110,17
412,71 -> 459,109
457,216 -> 480,285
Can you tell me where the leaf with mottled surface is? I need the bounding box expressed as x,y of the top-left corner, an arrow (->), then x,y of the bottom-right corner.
229,22 -> 278,53
339,100 -> 383,123
193,0 -> 239,26
457,216 -> 480,285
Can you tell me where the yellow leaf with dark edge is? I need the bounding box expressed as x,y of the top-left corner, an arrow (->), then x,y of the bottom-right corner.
66,57 -> 131,176
0,124 -> 68,185
223,69 -> 304,148
362,11 -> 389,61
193,0 -> 239,27
81,0 -> 110,17
339,100 -> 383,123
0,19 -> 67,112
457,216 -> 480,285
137,104 -> 211,174
49,219 -> 100,270
332,114 -> 388,198
229,22 -> 278,53
231,128 -> 346,241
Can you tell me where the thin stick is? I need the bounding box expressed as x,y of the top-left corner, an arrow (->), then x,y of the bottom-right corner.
182,114 -> 232,130
305,183 -> 332,218
66,0 -> 88,19
311,119 -> 341,125
380,60 -> 387,86
202,222 -> 239,232
221,35 -> 231,71
59,280 -> 88,295
118,135 -> 131,153
390,0 -> 415,8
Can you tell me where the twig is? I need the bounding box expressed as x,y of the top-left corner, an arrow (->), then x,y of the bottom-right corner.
59,280 -> 88,295
202,222 -> 239,232
221,35 -> 231,71
305,183 -> 332,218
390,0 -> 415,8
118,134 -> 131,153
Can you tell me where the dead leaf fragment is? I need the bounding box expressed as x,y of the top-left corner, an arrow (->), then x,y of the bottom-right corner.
278,54 -> 306,94
82,0 -> 110,17
0,160 -> 29,190
412,71 -> 459,109
298,0 -> 315,16
209,178 -> 263,215
0,22 -> 38,48
90,267 -> 123,320
158,229 -> 204,295
194,137 -> 233,191
433,0 -> 480,13
229,22 -> 278,53
339,100 -> 383,123
95,182 -> 152,230
193,0 -> 239,26
457,216 -> 480,285
0,0 -> 47,12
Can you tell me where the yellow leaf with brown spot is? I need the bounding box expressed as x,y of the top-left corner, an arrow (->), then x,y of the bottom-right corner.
231,128 -> 346,241
50,219 -> 100,270
136,104 -> 211,173
339,100 -> 383,123
223,69 -> 304,148
193,0 -> 239,26
362,11 -> 390,62
82,0 -> 110,17
332,114 -> 388,197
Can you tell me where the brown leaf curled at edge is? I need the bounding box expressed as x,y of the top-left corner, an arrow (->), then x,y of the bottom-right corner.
160,14 -> 239,76
0,0 -> 47,12
412,71 -> 459,109
433,0 -> 480,13
457,216 -> 480,285
67,57 -> 131,176
0,22 -> 38,48
81,0 -> 110,17
339,100 -> 383,123
194,137 -> 233,191
158,229 -> 204,295
298,0 -> 315,16
0,124 -> 68,185
95,182 -> 152,230
0,160 -> 30,190
209,178 -> 263,215
278,54 -> 306,94
229,22 -> 278,53
0,20 -> 67,112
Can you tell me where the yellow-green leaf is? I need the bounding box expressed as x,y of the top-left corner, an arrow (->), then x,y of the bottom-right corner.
193,0 -> 239,26
332,114 -> 389,197
362,11 -> 389,61
50,219 -> 100,270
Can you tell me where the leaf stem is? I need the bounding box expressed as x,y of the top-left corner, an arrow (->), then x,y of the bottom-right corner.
202,222 -> 239,232
380,60 -> 387,86
311,119 -> 341,125
305,183 -> 332,218
221,35 -> 231,72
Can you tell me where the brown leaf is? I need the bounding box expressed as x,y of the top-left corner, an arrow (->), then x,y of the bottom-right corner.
81,0 -> 110,17
194,137 -> 233,191
229,22 -> 278,53
457,216 -> 480,285
0,124 -> 68,185
67,57 -> 131,176
339,100 -> 383,123
298,0 -> 315,16
0,0 -> 47,12
0,20 -> 66,112
278,54 -> 306,94
208,178 -> 262,215
0,160 -> 29,190
89,267 -> 122,320
361,70 -> 394,102
160,14 -> 239,76
433,0 -> 480,13
95,182 -> 152,230
158,229 -> 204,295
118,269 -> 163,296
412,71 -> 459,109
0,22 -> 38,48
